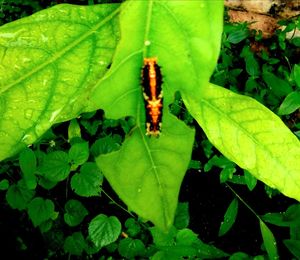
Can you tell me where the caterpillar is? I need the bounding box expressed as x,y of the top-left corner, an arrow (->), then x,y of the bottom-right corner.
141,58 -> 163,136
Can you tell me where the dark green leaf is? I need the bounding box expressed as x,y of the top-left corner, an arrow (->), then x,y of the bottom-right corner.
194,238 -> 229,258
241,48 -> 260,77
150,226 -> 176,247
64,232 -> 86,256
283,239 -> 300,258
6,180 -> 35,210
259,220 -> 279,260
229,252 -> 250,259
245,78 -> 258,92
176,229 -> 198,246
220,166 -> 236,183
90,136 -> 121,157
218,198 -> 238,236
244,170 -> 257,191
71,162 -> 103,197
118,238 -> 146,258
278,92 -> 300,115
174,202 -> 190,229
19,148 -> 37,189
38,151 -> 70,182
262,71 -> 292,97
39,219 -> 53,233
188,160 -> 201,170
68,141 -> 89,167
0,179 -> 9,190
85,236 -> 101,255
64,199 -> 89,227
227,30 -> 249,44
27,197 -> 56,227
88,214 -> 121,248
262,212 -> 288,227
294,64 -> 300,89
124,218 -> 141,237
284,204 -> 300,225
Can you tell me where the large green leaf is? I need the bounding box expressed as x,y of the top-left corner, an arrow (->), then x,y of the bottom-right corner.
0,4 -> 120,160
184,83 -> 300,202
94,0 -> 223,230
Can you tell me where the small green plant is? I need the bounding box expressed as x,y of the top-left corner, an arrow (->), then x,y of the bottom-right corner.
0,0 -> 300,258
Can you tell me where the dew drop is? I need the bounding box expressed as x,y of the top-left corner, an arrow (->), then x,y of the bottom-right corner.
144,40 -> 151,46
137,188 -> 142,193
0,131 -> 9,138
21,133 -> 35,143
24,109 -> 33,119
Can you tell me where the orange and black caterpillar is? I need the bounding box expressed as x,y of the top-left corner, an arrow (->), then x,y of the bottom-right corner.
141,58 -> 163,136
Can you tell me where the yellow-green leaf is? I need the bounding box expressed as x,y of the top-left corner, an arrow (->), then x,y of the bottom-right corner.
184,83 -> 300,202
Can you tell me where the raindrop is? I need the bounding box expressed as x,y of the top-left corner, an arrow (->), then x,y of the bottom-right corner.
144,40 -> 151,46
0,131 -> 9,138
137,188 -> 142,193
24,109 -> 33,119
21,133 -> 35,143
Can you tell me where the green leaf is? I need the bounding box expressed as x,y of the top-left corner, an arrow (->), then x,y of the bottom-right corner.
174,202 -> 190,229
244,170 -> 257,191
218,198 -> 238,236
240,47 -> 259,77
220,166 -> 236,183
90,135 -> 121,157
68,119 -> 81,141
0,179 -> 9,190
6,180 -> 35,210
68,141 -> 89,166
84,237 -> 102,255
64,199 -> 89,227
0,4 -> 120,161
88,214 -> 121,248
70,162 -> 103,197
229,252 -> 250,260
262,71 -> 293,97
64,232 -> 86,256
262,212 -> 288,227
278,91 -> 300,115
90,0 -> 223,230
259,220 -> 279,260
150,226 -> 177,247
96,118 -> 195,231
19,147 -> 37,189
39,219 -> 53,233
38,175 -> 57,190
124,218 -> 141,237
176,229 -> 198,246
227,29 -> 249,44
285,203 -> 300,219
283,239 -> 300,258
195,239 -> 229,259
27,197 -> 56,227
38,151 -> 70,182
293,64 -> 300,89
118,238 -> 146,258
184,83 -> 300,202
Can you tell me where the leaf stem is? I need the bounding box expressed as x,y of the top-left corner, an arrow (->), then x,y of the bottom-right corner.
101,188 -> 135,218
225,183 -> 263,222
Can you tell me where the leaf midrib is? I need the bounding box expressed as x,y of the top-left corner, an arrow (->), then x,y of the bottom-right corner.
139,0 -> 169,229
